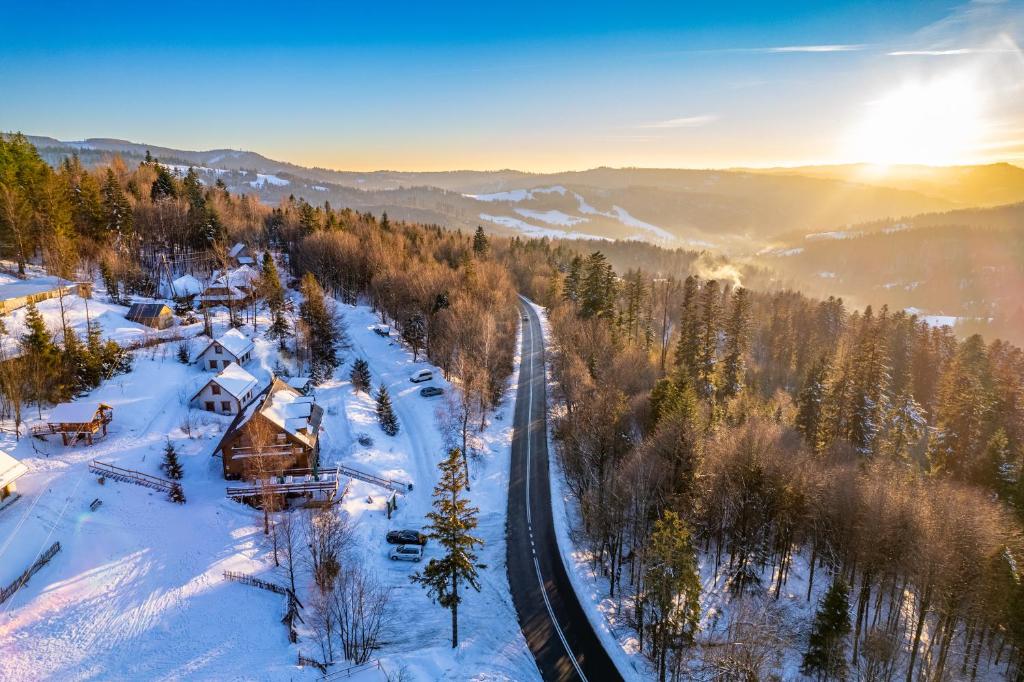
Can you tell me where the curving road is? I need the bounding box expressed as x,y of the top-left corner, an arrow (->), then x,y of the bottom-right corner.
507,297 -> 624,682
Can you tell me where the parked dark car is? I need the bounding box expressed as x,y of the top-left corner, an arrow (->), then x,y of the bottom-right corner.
419,386 -> 444,398
386,529 -> 427,546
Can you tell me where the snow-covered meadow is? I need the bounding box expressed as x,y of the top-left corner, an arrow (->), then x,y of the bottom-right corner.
0,290 -> 536,681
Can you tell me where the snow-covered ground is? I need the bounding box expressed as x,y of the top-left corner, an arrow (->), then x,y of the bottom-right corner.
0,294 -> 536,680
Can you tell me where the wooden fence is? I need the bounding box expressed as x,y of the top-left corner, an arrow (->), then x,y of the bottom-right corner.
222,570 -> 287,595
88,460 -> 182,497
337,464 -> 412,494
319,659 -> 384,681
0,541 -> 61,605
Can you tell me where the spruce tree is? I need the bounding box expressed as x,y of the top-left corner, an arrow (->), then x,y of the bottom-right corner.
717,287 -> 751,404
472,226 -> 489,257
674,275 -> 701,381
161,440 -> 184,480
99,259 -> 120,304
402,312 -> 427,361
376,384 -> 399,435
643,510 -> 701,682
411,448 -> 484,649
802,578 -> 851,680
350,358 -> 371,394
563,256 -> 583,304
796,354 -> 832,454
300,272 -> 346,383
102,169 -> 134,250
21,303 -> 62,410
168,483 -> 186,504
176,342 -> 190,364
695,279 -> 721,399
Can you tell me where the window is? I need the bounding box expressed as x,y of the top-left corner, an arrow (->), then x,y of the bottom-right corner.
214,345 -> 223,355
212,385 -> 221,395
208,360 -> 217,369
221,401 -> 231,412
205,401 -> 214,411
276,433 -> 287,443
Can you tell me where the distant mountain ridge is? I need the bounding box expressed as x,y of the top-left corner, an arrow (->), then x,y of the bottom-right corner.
19,135 -> 1024,254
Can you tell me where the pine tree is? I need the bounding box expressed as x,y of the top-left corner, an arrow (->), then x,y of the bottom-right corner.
161,440 -> 184,480
717,287 -> 751,404
102,169 -> 134,250
472,226 -> 489,257
99,258 -> 120,304
149,161 -> 177,199
802,578 -> 851,680
796,354 -> 832,454
376,384 -> 399,435
21,302 -> 62,410
643,510 -> 701,682
695,279 -> 721,399
563,256 -> 583,305
674,275 -> 701,381
260,251 -> 285,314
176,342 -> 190,364
350,358 -> 371,394
168,483 -> 186,504
402,312 -> 427,361
580,251 -> 616,320
300,272 -> 346,382
411,448 -> 484,648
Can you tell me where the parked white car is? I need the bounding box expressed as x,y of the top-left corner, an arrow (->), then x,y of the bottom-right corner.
388,544 -> 423,562
410,369 -> 433,383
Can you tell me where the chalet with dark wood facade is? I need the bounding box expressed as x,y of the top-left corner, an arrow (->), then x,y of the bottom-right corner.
215,378 -> 324,480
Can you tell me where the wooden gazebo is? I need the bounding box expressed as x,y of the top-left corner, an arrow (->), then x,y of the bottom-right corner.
32,402 -> 113,446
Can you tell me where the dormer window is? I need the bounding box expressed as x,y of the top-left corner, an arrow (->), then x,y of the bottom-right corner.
212,384 -> 221,395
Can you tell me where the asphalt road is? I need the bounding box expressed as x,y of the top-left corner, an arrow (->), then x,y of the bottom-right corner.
506,298 -> 624,682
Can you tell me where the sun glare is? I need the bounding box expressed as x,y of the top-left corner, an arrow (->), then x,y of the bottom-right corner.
842,74 -> 986,166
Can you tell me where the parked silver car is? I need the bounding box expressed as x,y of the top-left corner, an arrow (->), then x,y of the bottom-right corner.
388,544 -> 423,562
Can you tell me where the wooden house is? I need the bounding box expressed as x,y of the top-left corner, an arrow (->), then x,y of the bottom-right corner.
0,450 -> 27,502
0,277 -> 92,315
215,378 -> 324,480
126,302 -> 174,329
228,243 -> 255,267
32,402 -> 113,446
195,328 -> 255,371
199,265 -> 259,308
191,363 -> 259,415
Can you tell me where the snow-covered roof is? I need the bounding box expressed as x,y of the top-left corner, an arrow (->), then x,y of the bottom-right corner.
0,450 -> 27,489
200,285 -> 246,302
237,256 -> 255,265
261,386 -> 321,446
210,265 -> 259,291
194,363 -> 259,401
0,276 -> 70,301
286,377 -> 311,390
172,274 -> 203,297
198,328 -> 254,360
227,243 -> 246,258
47,402 -> 109,424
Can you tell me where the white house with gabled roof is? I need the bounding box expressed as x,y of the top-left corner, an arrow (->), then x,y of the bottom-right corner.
195,328 -> 255,371
190,363 -> 259,415
0,450 -> 28,502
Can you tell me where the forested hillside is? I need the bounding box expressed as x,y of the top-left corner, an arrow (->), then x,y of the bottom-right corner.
506,246 -> 1024,680
0,133 -> 517,427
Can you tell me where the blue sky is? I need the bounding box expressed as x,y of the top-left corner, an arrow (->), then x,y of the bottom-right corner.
2,1 -> 1022,170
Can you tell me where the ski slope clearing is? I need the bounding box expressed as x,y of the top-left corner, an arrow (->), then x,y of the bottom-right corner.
0,298 -> 535,681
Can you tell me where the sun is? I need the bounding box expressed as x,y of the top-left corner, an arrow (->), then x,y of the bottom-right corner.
841,73 -> 986,166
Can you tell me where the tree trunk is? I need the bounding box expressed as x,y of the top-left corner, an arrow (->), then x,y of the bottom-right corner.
451,575 -> 459,648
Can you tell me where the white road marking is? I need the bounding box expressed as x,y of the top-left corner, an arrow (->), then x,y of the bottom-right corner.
521,302 -> 588,682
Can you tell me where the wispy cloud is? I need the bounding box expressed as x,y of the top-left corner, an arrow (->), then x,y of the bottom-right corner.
637,115 -> 718,129
755,44 -> 867,53
888,47 -> 1013,56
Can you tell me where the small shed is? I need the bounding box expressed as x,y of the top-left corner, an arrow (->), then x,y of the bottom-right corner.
195,328 -> 255,371
32,402 -> 113,446
0,450 -> 27,501
126,303 -> 174,329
